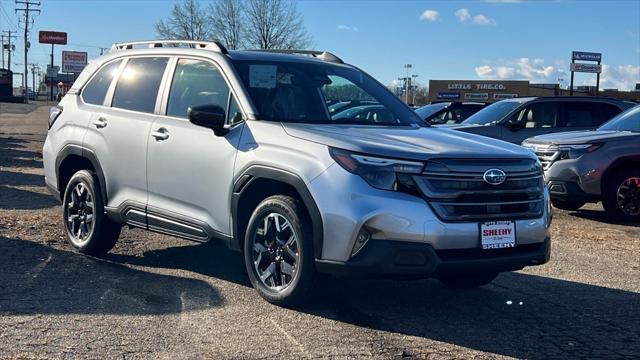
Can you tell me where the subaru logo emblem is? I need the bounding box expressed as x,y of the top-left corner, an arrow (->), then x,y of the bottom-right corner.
483,168 -> 507,185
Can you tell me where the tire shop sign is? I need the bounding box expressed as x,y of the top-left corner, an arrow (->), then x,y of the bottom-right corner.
62,51 -> 88,73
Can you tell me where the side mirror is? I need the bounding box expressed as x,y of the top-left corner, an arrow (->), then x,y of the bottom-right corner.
188,104 -> 228,136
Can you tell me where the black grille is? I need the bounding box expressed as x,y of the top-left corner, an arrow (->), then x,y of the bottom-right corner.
413,158 -> 544,222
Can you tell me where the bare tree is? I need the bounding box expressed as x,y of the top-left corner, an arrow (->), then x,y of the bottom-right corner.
209,0 -> 245,50
155,0 -> 213,41
244,0 -> 312,49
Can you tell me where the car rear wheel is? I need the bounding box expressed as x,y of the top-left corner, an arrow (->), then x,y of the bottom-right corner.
63,170 -> 121,256
603,168 -> 640,222
551,198 -> 586,211
438,271 -> 499,288
243,195 -> 315,306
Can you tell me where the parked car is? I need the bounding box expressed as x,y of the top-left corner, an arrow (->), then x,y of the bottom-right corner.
436,96 -> 634,144
415,102 -> 487,125
523,105 -> 640,220
43,40 -> 551,306
332,104 -> 394,122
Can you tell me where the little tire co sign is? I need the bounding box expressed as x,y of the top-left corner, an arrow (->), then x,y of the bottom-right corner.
62,51 -> 88,74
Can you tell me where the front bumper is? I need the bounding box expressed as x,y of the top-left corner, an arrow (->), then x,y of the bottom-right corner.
316,236 -> 551,278
308,163 -> 552,262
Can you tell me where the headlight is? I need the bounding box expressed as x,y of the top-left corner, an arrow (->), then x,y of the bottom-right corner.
557,144 -> 601,160
329,148 -> 424,191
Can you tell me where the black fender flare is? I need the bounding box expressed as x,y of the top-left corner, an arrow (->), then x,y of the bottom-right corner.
230,165 -> 324,259
55,144 -> 108,204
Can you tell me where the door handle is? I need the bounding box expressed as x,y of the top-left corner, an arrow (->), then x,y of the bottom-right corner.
151,128 -> 170,141
92,117 -> 107,129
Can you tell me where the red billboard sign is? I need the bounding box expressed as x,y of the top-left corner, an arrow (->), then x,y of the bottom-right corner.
39,31 -> 67,45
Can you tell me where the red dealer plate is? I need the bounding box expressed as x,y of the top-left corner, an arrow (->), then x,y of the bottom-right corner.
480,221 -> 516,250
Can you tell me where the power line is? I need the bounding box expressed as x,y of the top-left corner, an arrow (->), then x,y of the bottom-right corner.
1,29 -> 17,71
0,1 -> 18,29
14,0 -> 39,103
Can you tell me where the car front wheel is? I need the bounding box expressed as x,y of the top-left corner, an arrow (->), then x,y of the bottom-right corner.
603,168 -> 640,222
243,195 -> 315,306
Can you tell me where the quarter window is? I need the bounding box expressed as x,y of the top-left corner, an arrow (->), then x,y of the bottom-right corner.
167,59 -> 230,118
112,57 -> 169,113
82,60 -> 121,105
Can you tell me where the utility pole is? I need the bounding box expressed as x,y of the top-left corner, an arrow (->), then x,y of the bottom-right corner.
403,64 -> 412,104
15,0 -> 40,103
2,30 -> 17,72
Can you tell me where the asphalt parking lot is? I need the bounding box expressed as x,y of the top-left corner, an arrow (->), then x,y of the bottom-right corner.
1,103 -> 639,359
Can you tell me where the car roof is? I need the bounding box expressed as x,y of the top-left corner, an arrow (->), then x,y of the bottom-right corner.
227,50 -> 349,66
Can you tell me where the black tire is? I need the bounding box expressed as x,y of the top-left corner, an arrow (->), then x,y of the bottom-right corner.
62,170 -> 121,256
602,168 -> 640,222
438,271 -> 499,289
243,195 -> 315,307
551,198 -> 586,211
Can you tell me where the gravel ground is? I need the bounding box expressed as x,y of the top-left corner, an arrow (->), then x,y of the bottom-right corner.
1,104 -> 639,359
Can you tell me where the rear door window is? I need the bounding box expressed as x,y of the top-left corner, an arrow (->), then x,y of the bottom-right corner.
82,60 -> 122,106
111,57 -> 169,113
558,102 -> 611,128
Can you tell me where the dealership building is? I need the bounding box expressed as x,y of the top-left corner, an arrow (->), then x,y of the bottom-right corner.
428,80 -> 640,103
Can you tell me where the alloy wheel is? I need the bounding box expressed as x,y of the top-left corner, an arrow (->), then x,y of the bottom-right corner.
66,182 -> 95,246
616,177 -> 640,216
251,213 -> 300,292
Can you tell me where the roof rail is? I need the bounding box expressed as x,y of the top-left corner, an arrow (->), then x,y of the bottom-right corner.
249,49 -> 343,64
110,40 -> 228,54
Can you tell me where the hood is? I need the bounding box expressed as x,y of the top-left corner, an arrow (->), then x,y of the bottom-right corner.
523,130 -> 639,146
282,123 -> 534,161
433,123 -> 478,129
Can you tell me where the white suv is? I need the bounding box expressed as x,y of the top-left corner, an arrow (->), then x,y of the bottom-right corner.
43,40 -> 551,306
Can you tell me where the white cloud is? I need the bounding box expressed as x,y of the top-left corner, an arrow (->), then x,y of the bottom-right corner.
337,24 -> 359,32
420,10 -> 440,22
455,8 -> 496,26
475,58 -> 563,82
472,14 -> 497,26
454,8 -> 471,23
583,64 -> 640,91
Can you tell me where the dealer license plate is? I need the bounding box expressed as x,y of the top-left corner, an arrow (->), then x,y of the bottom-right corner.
480,221 -> 516,249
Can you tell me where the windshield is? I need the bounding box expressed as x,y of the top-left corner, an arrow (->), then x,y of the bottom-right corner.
415,103 -> 448,119
598,105 -> 640,132
462,101 -> 522,125
232,59 -> 423,126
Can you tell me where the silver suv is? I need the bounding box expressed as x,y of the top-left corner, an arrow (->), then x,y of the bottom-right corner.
523,105 -> 640,221
43,40 -> 551,306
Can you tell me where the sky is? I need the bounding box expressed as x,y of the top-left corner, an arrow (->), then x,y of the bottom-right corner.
0,0 -> 639,90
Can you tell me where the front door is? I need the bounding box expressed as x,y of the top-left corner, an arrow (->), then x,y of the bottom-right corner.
146,58 -> 245,240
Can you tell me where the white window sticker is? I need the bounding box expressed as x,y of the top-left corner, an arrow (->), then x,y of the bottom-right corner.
249,65 -> 277,89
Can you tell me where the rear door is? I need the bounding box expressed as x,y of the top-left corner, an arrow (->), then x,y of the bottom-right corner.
557,101 -> 619,132
83,56 -> 169,212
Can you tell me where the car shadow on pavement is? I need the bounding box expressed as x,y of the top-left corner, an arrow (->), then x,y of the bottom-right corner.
107,241 -> 251,287
304,272 -> 640,359
0,185 -> 59,210
0,237 -> 224,315
104,241 -> 639,358
569,209 -> 640,227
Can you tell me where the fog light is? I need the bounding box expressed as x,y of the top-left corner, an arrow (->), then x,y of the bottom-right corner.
351,228 -> 371,257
